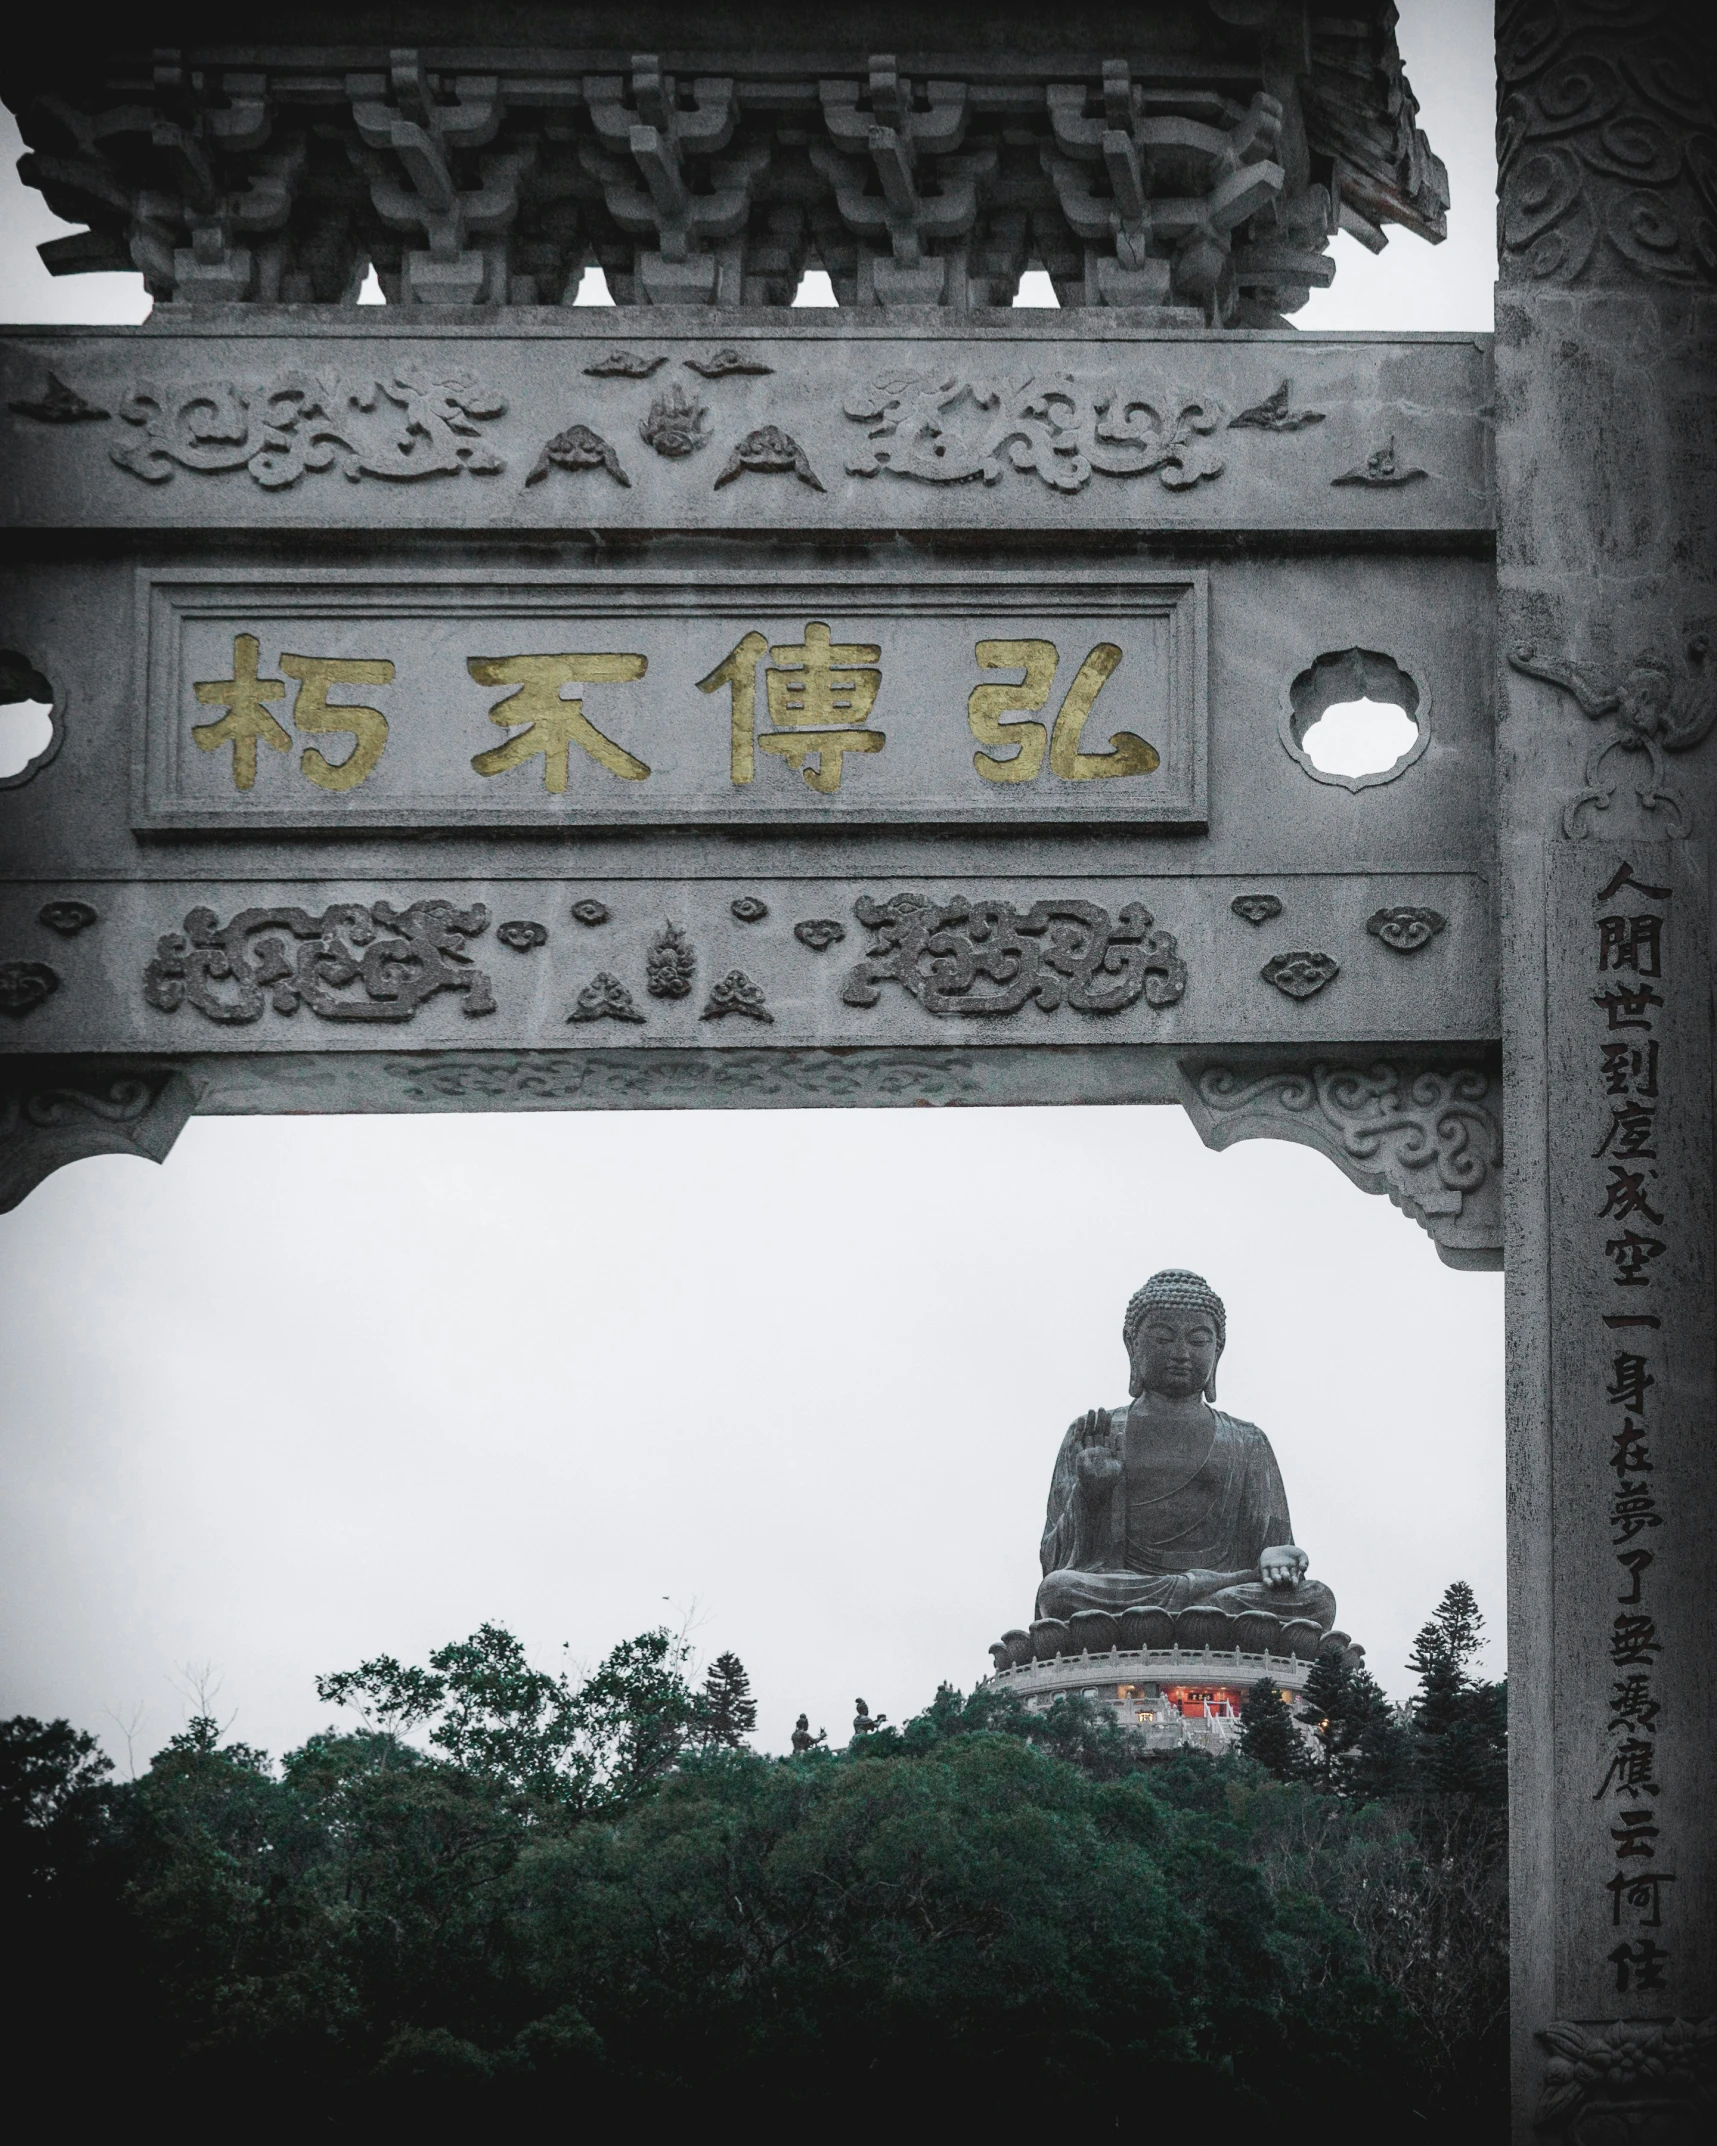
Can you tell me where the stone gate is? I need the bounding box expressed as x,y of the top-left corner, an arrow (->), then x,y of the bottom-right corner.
1,6 -> 1711,2133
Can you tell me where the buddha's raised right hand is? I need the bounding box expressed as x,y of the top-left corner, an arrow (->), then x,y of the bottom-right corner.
1073,1408 -> 1120,1488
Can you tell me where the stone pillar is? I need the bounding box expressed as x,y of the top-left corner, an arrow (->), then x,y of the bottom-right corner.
1495,3 -> 1717,2134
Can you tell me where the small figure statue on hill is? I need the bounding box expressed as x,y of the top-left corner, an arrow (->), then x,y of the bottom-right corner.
852,1698 -> 888,1737
790,1713 -> 827,1757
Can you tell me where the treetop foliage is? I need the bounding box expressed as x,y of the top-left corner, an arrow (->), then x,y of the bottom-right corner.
3,1593 -> 1506,2136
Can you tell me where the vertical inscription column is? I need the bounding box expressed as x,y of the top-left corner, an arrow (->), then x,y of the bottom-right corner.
1496,4 -> 1717,2137
1547,849 -> 1714,2014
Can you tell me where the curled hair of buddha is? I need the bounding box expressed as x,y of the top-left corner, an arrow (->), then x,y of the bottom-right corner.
1122,1270 -> 1226,1400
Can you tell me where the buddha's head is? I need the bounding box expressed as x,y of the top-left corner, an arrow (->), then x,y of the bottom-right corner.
1123,1270 -> 1226,1402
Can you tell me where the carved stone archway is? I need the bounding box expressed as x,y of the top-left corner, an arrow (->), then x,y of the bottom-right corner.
2,6 -> 1712,2134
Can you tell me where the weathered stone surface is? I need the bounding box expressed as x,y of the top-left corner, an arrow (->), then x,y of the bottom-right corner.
1495,3 -> 1717,2126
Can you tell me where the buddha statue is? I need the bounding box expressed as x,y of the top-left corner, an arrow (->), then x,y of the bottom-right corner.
1035,1270 -> 1336,1634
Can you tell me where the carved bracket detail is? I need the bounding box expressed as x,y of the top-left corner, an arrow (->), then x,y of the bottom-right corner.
1178,1056 -> 1503,1270
0,1063 -> 202,1213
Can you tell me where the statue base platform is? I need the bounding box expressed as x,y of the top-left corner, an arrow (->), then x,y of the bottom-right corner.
991,1604 -> 1354,1670
984,1643 -> 1328,1754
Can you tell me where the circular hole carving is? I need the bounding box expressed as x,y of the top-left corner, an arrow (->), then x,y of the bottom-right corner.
0,651 -> 61,787
1280,648 -> 1429,791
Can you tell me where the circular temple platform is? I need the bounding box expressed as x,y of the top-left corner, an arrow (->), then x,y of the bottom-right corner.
984,1645 -> 1319,1752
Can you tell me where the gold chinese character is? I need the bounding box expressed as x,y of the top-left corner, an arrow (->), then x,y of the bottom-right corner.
468,653 -> 650,791
192,633 -> 289,791
696,630 -> 769,784
968,639 -> 1160,784
697,622 -> 885,794
280,654 -> 395,792
968,638 -> 1054,782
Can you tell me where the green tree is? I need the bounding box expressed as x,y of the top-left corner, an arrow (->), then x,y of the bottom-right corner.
1408,1583 -> 1508,1806
1240,1676 -> 1311,1781
316,1622 -> 703,1815
0,1714 -> 114,1902
697,1651 -> 757,1747
1296,1652 -> 1413,1801
0,1602 -> 1511,2135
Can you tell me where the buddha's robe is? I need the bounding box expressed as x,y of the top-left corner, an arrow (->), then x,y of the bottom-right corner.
1035,1401 -> 1336,1628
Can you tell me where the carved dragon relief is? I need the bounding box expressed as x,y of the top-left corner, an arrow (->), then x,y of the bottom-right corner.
842,894 -> 1186,1018
143,901 -> 498,1022
1179,1058 -> 1503,1271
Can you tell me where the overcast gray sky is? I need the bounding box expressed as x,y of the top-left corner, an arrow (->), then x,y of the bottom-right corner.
0,0 -> 1502,1763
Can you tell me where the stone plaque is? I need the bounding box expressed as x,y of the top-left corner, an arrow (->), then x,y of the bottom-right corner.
132,566 -> 1206,830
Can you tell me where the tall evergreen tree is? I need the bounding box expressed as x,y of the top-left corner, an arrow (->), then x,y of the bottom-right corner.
1239,1676 -> 1310,1782
1408,1583 -> 1507,1805
1296,1652 -> 1412,1801
699,1652 -> 757,1747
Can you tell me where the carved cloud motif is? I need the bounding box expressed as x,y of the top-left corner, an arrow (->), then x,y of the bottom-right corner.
1498,8 -> 1717,290
1227,379 -> 1324,432
568,971 -> 645,1024
37,900 -> 100,937
843,370 -> 1227,493
702,970 -> 772,1022
1366,906 -> 1446,952
584,351 -> 666,378
0,1069 -> 201,1216
794,918 -> 845,951
714,425 -> 824,492
110,372 -> 508,488
0,960 -> 59,1016
1331,436 -> 1426,487
1261,949 -> 1339,998
684,349 -> 773,378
